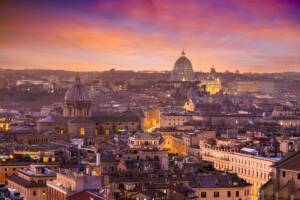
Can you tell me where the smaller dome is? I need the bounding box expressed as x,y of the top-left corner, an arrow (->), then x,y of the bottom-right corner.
64,75 -> 91,103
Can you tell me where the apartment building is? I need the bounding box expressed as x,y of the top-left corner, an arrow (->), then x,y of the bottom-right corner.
199,142 -> 279,200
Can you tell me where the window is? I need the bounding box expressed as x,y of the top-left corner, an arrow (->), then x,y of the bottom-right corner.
227,191 -> 231,197
200,192 -> 207,198
80,127 -> 85,136
42,191 -> 46,196
33,191 -> 36,196
214,192 -> 219,197
298,174 -> 300,179
94,129 -> 99,136
282,171 -> 286,177
236,191 -> 239,197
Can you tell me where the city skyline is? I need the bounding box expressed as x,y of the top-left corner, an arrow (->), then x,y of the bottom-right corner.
1,2 -> 300,198
1,0 -> 300,72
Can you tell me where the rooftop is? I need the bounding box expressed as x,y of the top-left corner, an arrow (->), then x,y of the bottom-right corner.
8,175 -> 46,188
273,151 -> 300,171
190,173 -> 251,188
18,164 -> 56,177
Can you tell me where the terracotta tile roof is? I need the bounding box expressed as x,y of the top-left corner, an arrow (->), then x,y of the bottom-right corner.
273,151 -> 300,171
7,175 -> 46,188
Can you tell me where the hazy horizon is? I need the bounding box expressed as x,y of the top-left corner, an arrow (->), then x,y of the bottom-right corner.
2,67 -> 300,74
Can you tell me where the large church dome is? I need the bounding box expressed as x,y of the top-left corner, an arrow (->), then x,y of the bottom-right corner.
64,75 -> 91,103
171,51 -> 194,81
63,74 -> 92,118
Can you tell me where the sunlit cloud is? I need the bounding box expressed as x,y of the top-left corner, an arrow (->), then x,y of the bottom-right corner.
0,0 -> 299,72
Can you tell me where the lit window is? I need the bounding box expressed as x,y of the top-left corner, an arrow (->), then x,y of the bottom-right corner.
94,129 -> 99,136
80,127 -> 85,135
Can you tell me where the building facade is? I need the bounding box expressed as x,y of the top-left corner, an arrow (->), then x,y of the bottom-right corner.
199,142 -> 278,200
7,164 -> 56,200
37,75 -> 143,138
260,152 -> 300,200
160,112 -> 193,128
46,169 -> 102,200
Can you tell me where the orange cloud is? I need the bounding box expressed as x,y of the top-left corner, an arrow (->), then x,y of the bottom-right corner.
0,0 -> 299,72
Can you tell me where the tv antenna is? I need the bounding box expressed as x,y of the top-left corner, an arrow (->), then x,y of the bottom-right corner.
297,47 -> 299,72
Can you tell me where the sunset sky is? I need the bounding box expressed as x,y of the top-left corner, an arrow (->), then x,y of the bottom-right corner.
0,0 -> 300,72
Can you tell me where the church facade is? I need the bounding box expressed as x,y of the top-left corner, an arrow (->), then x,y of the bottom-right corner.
37,75 -> 143,138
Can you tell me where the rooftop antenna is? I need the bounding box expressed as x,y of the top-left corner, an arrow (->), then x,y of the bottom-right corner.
297,47 -> 299,72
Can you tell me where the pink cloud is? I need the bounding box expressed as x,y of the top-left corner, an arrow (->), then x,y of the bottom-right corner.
0,0 -> 299,72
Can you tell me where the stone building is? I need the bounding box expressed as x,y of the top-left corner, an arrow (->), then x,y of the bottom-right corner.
260,152 -> 300,200
37,74 -> 142,138
199,67 -> 222,95
199,141 -> 280,200
46,169 -> 103,200
171,51 -> 195,82
191,173 -> 252,200
63,74 -> 92,118
7,164 -> 56,200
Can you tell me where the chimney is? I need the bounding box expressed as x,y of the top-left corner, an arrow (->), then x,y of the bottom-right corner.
86,167 -> 91,175
96,152 -> 101,166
